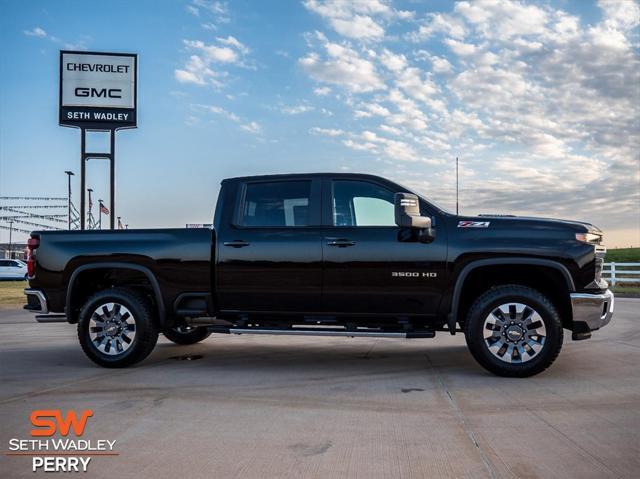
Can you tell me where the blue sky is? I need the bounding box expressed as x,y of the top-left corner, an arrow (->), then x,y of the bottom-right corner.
0,0 -> 638,246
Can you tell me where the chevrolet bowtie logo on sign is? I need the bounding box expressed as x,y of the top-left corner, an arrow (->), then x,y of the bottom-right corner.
59,50 -> 137,129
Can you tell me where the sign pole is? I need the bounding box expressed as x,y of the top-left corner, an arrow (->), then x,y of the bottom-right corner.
110,130 -> 115,230
80,129 -> 86,230
59,51 -> 137,232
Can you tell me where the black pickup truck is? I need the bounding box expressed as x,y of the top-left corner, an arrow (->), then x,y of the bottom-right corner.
24,173 -> 614,376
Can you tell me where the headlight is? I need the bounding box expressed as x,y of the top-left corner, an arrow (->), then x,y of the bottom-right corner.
576,232 -> 601,244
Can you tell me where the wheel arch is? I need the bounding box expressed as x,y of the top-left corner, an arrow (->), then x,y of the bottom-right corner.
66,262 -> 166,327
448,258 -> 575,332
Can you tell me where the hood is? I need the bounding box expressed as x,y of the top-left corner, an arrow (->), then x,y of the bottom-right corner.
471,214 -> 601,233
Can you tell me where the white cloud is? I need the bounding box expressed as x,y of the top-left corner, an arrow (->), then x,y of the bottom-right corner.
313,86 -> 332,96
188,0 -> 229,22
240,121 -> 262,134
281,104 -> 314,115
299,41 -> 385,93
412,13 -> 466,40
184,39 -> 238,63
195,104 -> 261,135
310,127 -> 344,136
330,15 -> 385,40
175,54 -> 224,87
444,38 -> 477,56
598,0 -> 640,31
454,0 -> 549,38
24,27 -> 46,38
176,34 -> 250,88
217,36 -> 249,55
303,0 -> 412,41
431,56 -> 453,73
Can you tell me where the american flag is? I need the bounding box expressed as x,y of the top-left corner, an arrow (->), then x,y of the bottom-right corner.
100,203 -> 109,215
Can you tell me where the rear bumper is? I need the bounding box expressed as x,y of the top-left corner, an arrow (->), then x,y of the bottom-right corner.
570,289 -> 614,334
24,288 -> 48,314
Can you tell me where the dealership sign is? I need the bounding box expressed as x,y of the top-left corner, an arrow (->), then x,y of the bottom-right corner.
59,51 -> 137,129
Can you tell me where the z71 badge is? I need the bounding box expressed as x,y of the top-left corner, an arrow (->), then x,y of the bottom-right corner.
458,221 -> 490,228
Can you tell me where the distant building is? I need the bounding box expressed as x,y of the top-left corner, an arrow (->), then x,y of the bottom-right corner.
0,242 -> 27,260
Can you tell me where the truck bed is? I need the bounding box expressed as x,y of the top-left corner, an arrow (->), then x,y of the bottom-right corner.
28,228 -> 214,316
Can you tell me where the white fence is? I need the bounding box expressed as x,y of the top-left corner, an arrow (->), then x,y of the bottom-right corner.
603,263 -> 640,286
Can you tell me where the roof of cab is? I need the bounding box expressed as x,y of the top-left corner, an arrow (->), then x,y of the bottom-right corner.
221,172 -> 388,183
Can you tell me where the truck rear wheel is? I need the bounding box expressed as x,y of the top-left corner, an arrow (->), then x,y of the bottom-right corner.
464,285 -> 563,377
77,288 -> 159,368
163,325 -> 211,345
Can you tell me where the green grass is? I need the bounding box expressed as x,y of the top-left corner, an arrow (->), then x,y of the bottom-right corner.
611,286 -> 640,295
605,247 -> 640,263
0,280 -> 28,308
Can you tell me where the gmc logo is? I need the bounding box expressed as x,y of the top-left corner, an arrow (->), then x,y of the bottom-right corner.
74,87 -> 122,98
30,410 -> 93,437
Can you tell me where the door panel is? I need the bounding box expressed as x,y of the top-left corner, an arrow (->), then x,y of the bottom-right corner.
322,179 -> 447,315
216,178 -> 323,313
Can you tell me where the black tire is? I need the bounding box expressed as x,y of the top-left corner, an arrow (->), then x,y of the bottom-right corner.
163,325 -> 211,345
77,288 -> 159,368
464,285 -> 563,377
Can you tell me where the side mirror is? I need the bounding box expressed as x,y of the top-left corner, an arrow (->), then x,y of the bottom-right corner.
395,193 -> 431,229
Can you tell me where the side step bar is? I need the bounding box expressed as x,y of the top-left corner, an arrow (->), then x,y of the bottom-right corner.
206,326 -> 435,339
35,314 -> 67,323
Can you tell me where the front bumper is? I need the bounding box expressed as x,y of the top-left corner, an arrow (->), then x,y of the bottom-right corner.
570,289 -> 614,338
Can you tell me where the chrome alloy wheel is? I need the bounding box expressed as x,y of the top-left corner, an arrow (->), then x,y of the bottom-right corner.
88,302 -> 136,356
483,302 -> 546,364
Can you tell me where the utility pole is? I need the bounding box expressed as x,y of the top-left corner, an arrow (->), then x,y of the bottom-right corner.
65,170 -> 74,230
456,156 -> 459,215
8,220 -> 13,259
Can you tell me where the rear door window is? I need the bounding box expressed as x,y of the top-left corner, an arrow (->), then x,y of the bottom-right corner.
241,181 -> 311,227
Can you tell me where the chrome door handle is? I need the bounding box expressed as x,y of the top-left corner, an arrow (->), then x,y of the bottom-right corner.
223,240 -> 250,248
326,239 -> 356,247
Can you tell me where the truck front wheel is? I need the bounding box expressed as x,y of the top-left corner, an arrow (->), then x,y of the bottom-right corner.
464,285 -> 563,377
77,288 -> 159,368
163,325 -> 211,345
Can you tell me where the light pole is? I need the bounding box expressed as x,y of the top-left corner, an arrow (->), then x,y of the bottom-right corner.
8,220 -> 13,259
64,170 -> 74,230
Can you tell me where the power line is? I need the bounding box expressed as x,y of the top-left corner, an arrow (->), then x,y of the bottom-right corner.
0,224 -> 31,234
0,205 -> 66,209
7,218 -> 62,230
0,208 -> 67,223
0,215 -> 66,220
0,196 -> 66,201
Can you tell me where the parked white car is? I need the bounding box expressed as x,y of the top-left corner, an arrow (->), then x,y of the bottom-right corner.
0,259 -> 27,280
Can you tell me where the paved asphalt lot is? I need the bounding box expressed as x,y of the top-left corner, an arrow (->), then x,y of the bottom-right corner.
0,299 -> 638,479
